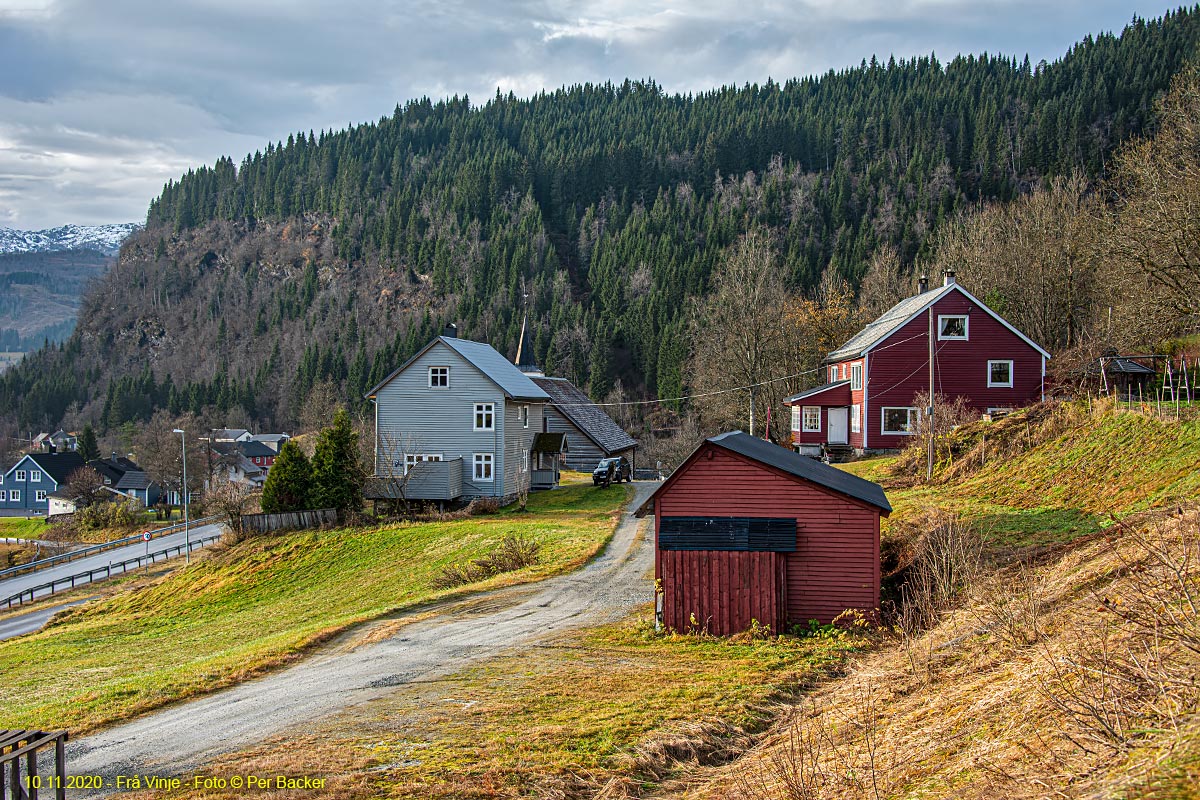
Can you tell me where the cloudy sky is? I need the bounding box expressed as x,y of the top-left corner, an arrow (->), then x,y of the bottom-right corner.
0,0 -> 1180,229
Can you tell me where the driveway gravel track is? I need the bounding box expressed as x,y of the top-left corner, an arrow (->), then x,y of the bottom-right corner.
66,482 -> 656,796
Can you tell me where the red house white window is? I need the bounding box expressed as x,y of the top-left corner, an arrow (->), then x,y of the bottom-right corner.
987,360 -> 1014,388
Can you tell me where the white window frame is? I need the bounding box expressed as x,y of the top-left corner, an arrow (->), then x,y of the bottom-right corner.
428,366 -> 450,388
15,470 -> 26,482
474,402 -> 495,431
473,453 -> 494,482
881,406 -> 919,435
0,490 -> 5,501
30,470 -> 40,482
937,314 -> 969,341
828,366 -> 838,383
987,359 -> 1014,388
403,453 -> 443,474
521,404 -> 529,428
35,490 -> 47,502
802,406 -> 821,433
521,451 -> 529,473
790,406 -> 802,432
851,403 -> 861,433
9,489 -> 19,503
851,363 -> 862,391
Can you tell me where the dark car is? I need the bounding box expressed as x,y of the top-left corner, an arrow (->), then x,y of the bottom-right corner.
592,456 -> 632,487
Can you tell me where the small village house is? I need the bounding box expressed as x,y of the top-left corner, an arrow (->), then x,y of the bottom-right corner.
364,330 -> 550,504
0,451 -> 86,515
787,270 -> 1051,457
636,431 -> 891,635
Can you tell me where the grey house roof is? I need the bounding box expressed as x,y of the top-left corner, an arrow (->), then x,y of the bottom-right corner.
636,431 -> 891,516
826,286 -> 951,363
366,336 -> 551,402
115,470 -> 152,491
531,376 -> 637,455
826,283 -> 1052,363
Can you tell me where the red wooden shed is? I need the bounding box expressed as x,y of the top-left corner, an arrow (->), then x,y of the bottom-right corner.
636,431 -> 892,636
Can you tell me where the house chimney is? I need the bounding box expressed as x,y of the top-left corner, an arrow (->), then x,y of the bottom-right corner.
917,274 -> 929,293
943,269 -> 957,287
442,322 -> 457,338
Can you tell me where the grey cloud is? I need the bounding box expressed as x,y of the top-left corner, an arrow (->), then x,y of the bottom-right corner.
0,0 -> 1181,227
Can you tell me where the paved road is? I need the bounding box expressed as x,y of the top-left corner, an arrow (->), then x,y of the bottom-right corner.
0,522 -> 225,603
67,483 -> 656,796
0,597 -> 95,641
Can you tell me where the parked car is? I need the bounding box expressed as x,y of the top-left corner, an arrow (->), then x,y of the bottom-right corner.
592,456 -> 632,487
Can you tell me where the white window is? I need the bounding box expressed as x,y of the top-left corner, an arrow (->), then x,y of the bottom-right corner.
881,407 -> 919,435
851,363 -> 863,391
0,490 -> 5,501
403,453 -> 443,474
987,360 -> 1014,388
522,451 -> 529,473
429,366 -> 449,388
474,403 -> 495,431
15,470 -> 26,482
30,471 -> 40,482
9,490 -> 19,503
829,366 -> 838,383
521,405 -> 530,428
473,453 -> 494,482
851,404 -> 861,433
802,406 -> 821,433
36,490 -> 46,502
841,364 -> 847,379
790,406 -> 802,432
938,314 -> 969,340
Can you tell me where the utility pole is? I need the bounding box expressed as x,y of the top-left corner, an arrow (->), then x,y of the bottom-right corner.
749,390 -> 755,436
927,305 -> 935,482
173,428 -> 190,564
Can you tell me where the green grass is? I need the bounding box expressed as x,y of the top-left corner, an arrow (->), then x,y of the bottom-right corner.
0,517 -> 50,539
0,482 -> 630,733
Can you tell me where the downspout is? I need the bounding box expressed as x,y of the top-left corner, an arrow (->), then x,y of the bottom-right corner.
862,353 -> 869,451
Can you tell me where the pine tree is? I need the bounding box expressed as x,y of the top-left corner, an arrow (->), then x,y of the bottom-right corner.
261,440 -> 311,513
309,408 -> 364,516
77,423 -> 100,463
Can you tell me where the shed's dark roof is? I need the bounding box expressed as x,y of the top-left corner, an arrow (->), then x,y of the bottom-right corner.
636,431 -> 891,516
784,380 -> 851,404
366,336 -> 550,401
26,451 -> 86,483
826,286 -> 950,362
1100,357 -> 1157,375
532,432 -> 568,454
531,376 -> 638,454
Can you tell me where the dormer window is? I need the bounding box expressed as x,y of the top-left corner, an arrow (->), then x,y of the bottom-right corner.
938,315 -> 968,340
429,366 -> 449,388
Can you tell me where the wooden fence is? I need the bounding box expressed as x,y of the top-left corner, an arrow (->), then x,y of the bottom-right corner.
240,508 -> 338,534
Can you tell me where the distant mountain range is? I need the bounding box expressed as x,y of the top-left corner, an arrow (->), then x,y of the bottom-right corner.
0,223 -> 140,256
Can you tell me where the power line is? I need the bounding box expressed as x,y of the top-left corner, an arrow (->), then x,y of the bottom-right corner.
555,366 -> 825,407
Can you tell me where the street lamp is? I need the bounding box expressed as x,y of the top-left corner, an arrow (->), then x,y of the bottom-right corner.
172,428 -> 190,564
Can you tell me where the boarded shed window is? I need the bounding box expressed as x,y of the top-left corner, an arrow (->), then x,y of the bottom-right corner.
659,517 -> 797,552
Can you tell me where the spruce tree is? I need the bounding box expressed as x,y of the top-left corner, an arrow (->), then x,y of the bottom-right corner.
309,408 -> 364,516
261,440 -> 311,513
77,423 -> 100,462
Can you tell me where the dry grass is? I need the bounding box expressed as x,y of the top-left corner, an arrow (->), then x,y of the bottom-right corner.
686,506 -> 1200,799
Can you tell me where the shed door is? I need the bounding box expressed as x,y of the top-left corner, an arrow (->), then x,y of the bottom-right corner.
828,407 -> 849,444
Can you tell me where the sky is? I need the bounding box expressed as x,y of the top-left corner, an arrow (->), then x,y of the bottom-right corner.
0,0 -> 1183,230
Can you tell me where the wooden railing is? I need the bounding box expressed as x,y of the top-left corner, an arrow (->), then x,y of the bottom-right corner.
1,729 -> 67,800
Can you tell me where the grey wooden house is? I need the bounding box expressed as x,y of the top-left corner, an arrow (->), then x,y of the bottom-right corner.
365,333 -> 550,504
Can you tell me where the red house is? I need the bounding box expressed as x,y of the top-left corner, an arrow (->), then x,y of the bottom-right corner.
787,270 -> 1051,456
635,431 -> 891,635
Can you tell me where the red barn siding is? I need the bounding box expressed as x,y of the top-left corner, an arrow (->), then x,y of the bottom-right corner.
864,290 -> 1045,450
654,446 -> 881,633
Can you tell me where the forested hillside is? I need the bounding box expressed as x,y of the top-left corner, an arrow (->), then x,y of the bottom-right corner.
4,9 -> 1200,432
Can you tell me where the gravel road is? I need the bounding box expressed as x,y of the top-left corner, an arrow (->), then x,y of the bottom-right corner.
66,482 -> 656,796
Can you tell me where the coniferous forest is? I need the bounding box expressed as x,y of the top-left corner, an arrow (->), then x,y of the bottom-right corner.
4,9 -> 1200,433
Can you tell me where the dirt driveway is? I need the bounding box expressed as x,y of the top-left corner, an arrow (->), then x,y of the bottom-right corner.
67,482 -> 656,795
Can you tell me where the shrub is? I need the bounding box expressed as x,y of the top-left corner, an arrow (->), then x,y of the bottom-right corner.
465,497 -> 500,516
432,535 -> 541,589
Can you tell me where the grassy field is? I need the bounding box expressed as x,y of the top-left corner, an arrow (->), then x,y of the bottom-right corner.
0,481 -> 630,733
0,516 -> 51,539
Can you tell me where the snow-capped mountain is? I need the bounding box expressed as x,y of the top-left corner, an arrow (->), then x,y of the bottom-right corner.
0,223 -> 140,255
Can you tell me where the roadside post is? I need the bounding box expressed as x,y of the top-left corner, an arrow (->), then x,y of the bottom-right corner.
143,531 -> 151,570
